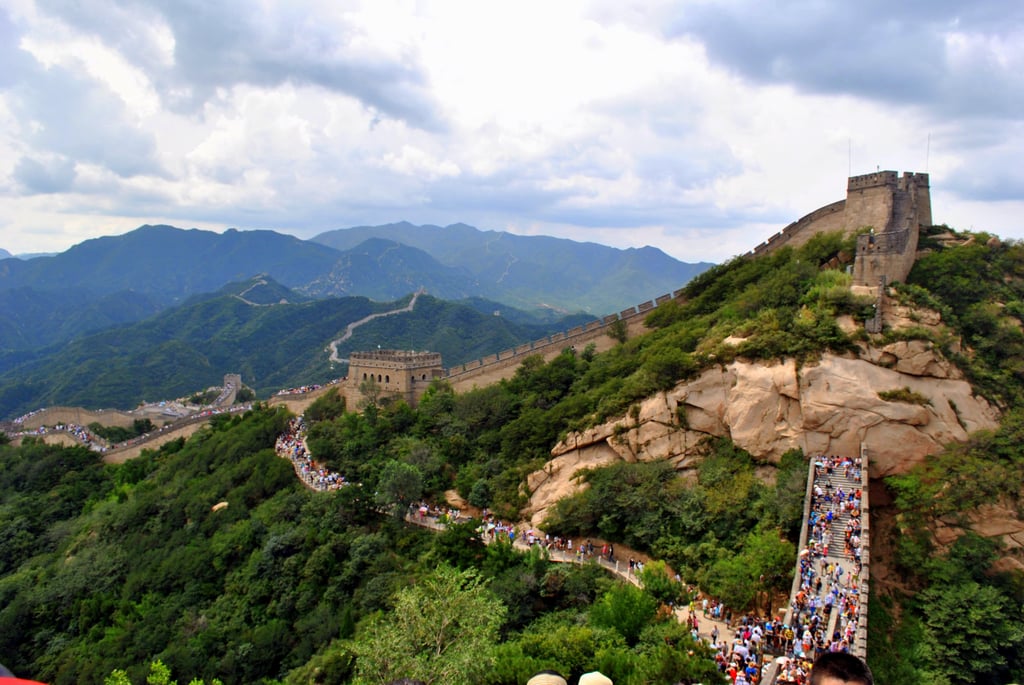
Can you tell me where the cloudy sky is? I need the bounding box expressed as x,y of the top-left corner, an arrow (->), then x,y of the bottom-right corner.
1,0 -> 1022,262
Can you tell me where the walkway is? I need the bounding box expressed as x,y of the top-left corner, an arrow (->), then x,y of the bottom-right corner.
328,287 -> 426,363
764,453 -> 870,684
274,411 -> 873,683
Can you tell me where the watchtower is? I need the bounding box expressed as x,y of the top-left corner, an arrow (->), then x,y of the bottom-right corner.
346,350 -> 444,408
850,171 -> 930,287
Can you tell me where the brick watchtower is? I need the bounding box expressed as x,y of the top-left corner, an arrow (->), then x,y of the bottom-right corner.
850,171 -> 931,287
346,349 -> 444,408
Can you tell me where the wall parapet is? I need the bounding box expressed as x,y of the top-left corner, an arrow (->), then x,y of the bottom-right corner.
848,170 -> 898,191
746,199 -> 846,259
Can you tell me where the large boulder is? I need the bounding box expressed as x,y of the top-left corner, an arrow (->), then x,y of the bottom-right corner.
524,343 -> 999,526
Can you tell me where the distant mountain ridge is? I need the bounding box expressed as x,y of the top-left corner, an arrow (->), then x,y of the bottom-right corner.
0,223 -> 712,414
0,225 -> 342,306
0,276 -> 592,418
312,221 -> 713,314
0,223 -> 711,354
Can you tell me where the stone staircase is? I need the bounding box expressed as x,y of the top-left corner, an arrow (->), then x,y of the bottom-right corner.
811,462 -> 863,644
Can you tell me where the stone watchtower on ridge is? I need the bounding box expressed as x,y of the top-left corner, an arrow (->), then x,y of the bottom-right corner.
345,349 -> 444,408
849,171 -> 931,287
746,169 -> 931,289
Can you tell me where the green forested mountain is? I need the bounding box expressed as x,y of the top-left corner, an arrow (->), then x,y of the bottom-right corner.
0,286 -> 162,352
299,237 -> 480,302
0,224 -> 710,357
2,226 -> 1023,685
312,222 -> 713,315
0,225 -> 343,304
0,280 -> 593,419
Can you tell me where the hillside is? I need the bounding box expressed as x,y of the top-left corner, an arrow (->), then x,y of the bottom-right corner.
0,287 -> 162,355
298,237 -> 482,301
2,226 -> 1023,684
0,278 -> 593,419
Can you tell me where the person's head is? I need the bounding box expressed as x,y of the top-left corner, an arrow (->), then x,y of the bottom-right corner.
808,652 -> 873,685
578,672 -> 613,685
526,670 -> 567,685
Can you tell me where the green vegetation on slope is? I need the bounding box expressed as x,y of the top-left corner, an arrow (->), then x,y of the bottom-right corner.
0,290 -> 586,419
862,228 -> 1024,685
0,407 -> 724,685
871,408 -> 1024,685
5,226 -> 1024,684
901,226 -> 1024,407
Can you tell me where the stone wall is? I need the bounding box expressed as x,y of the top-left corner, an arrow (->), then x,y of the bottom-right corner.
851,172 -> 930,286
747,200 -> 847,258
445,299 -> 660,393
13,407 -> 139,431
745,170 -> 931,288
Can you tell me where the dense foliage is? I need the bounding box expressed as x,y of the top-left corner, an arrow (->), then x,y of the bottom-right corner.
870,408 -> 1024,685
5,225 -> 1024,684
0,407 -> 724,684
902,227 -> 1024,407
828,228 -> 1024,684
0,292 -> 580,420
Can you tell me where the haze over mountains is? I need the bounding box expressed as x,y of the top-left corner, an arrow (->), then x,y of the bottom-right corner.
0,223 -> 709,314
0,223 -> 711,418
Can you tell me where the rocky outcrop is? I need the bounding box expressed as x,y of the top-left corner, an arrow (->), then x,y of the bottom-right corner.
931,503 -> 1024,575
523,340 -> 1000,527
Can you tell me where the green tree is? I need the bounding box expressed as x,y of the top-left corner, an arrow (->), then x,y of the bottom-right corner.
304,387 -> 347,423
349,565 -> 506,685
606,318 -> 628,344
589,582 -> 659,646
105,670 -> 133,685
639,559 -> 685,606
375,460 -> 424,513
920,581 -> 1024,685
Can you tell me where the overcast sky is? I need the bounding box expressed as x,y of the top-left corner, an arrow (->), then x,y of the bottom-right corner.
1,0 -> 1022,262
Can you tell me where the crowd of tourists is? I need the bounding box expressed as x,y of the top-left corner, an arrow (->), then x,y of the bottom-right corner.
775,454 -> 866,682
273,377 -> 343,396
8,421 -> 108,452
274,417 -> 348,490
269,412 -> 870,685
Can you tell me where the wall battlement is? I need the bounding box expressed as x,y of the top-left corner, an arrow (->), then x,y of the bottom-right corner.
745,170 -> 931,287
847,170 -> 898,191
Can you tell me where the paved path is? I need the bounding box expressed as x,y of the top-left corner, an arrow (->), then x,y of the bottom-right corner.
328,288 -> 426,363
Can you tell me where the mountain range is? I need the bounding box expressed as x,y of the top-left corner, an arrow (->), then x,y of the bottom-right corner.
1,222 -> 709,311
0,222 -> 709,417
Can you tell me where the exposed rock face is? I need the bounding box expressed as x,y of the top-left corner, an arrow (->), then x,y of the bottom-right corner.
523,340 -> 1000,527
931,503 -> 1024,575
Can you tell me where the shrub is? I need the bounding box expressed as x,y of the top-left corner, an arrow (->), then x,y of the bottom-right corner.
878,387 -> 932,406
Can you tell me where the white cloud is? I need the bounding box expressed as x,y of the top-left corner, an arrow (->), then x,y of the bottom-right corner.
0,0 -> 1020,263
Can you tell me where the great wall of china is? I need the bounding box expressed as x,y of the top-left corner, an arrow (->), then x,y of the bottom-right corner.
5,170 -> 931,448
3,170 -> 918,674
